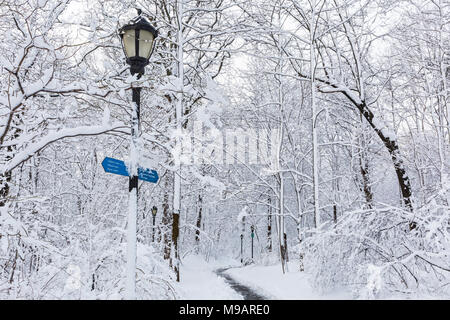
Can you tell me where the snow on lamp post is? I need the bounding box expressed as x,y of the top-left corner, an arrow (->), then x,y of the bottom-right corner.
119,9 -> 158,300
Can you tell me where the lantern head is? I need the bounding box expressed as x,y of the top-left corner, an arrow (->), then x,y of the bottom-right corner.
119,11 -> 158,75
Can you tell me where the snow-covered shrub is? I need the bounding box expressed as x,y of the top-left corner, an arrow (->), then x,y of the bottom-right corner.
302,180 -> 450,298
0,172 -> 179,300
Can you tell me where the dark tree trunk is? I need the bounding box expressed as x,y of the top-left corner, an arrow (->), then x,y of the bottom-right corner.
333,204 -> 338,224
195,194 -> 202,244
0,171 -> 11,207
0,144 -> 13,207
162,191 -> 171,260
357,102 -> 413,211
171,212 -> 180,282
360,156 -> 373,209
283,233 -> 288,262
0,146 -> 13,247
298,226 -> 304,271
267,197 -> 272,252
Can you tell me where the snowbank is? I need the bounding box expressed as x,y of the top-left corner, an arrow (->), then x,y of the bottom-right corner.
175,255 -> 243,300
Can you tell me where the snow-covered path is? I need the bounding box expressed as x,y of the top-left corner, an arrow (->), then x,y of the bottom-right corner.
215,267 -> 268,300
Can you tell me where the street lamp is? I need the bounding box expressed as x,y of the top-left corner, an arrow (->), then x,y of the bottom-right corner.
119,9 -> 158,75
151,205 -> 157,242
119,9 -> 158,300
250,225 -> 255,260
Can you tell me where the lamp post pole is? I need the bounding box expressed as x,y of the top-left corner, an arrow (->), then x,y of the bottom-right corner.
119,9 -> 158,300
151,206 -> 157,242
152,214 -> 156,242
240,234 -> 243,264
125,83 -> 140,300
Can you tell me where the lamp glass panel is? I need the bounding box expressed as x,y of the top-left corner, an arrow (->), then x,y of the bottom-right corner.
139,30 -> 154,58
122,29 -> 136,58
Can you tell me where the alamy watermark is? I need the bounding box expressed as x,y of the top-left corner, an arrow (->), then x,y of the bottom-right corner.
172,121 -> 281,169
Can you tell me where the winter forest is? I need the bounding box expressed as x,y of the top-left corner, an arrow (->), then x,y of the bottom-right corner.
0,0 -> 449,300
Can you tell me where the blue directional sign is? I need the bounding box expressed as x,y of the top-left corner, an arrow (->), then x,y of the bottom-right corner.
102,157 -> 129,177
101,157 -> 158,183
138,167 -> 159,183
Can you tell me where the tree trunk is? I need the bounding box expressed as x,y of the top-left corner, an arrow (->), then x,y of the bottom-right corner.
283,233 -> 288,262
298,227 -> 304,272
0,171 -> 11,207
195,194 -> 202,244
358,114 -> 374,209
0,142 -> 14,207
267,196 -> 272,252
358,102 -> 413,211
171,212 -> 180,282
333,204 -> 338,224
360,156 -> 373,209
162,191 -> 171,260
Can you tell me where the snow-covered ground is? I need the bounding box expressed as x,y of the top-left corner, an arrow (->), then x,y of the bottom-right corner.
175,255 -> 243,300
224,261 -> 351,300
